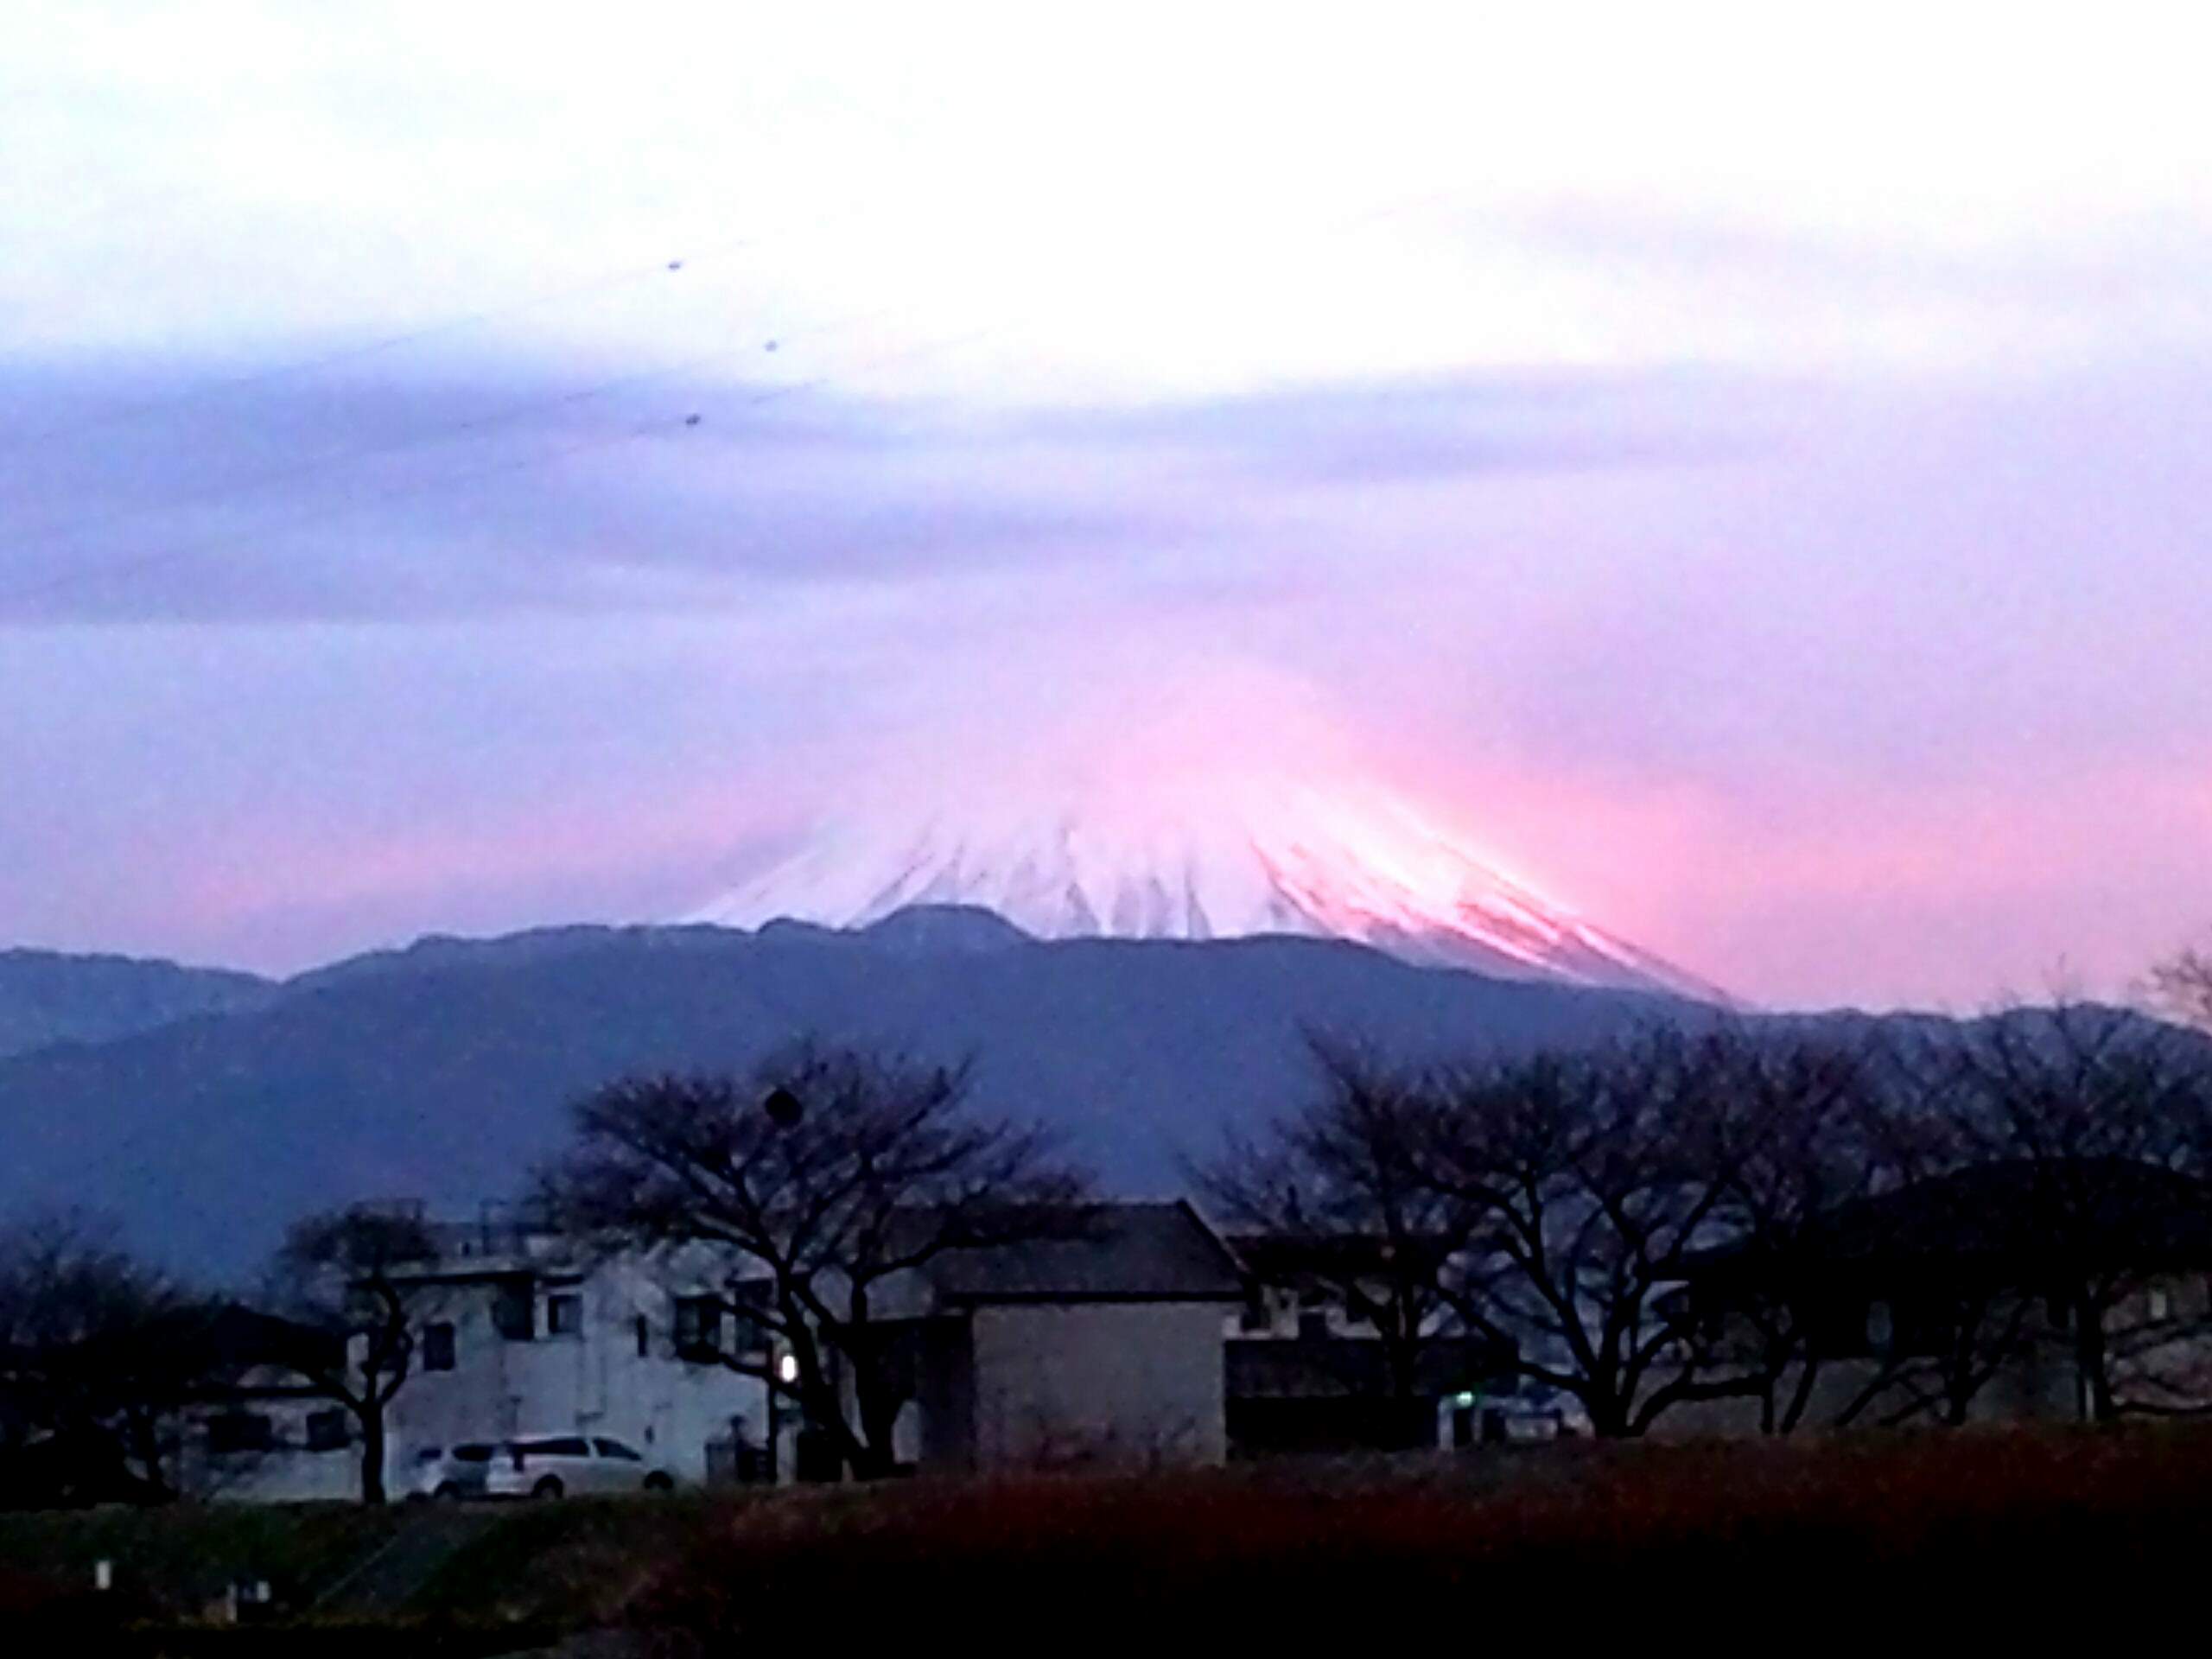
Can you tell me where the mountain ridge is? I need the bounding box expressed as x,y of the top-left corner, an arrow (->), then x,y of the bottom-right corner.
0,916 -> 1691,1279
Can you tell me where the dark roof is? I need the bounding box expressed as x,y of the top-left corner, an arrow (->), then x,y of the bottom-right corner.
180,1303 -> 345,1376
1680,1159 -> 2212,1282
924,1201 -> 1244,1304
1230,1231 -> 1457,1281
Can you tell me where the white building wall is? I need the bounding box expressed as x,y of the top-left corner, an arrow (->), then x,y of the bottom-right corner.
386,1259 -> 769,1484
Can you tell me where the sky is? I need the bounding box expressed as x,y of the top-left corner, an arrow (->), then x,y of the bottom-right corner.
3,2 -> 2209,1011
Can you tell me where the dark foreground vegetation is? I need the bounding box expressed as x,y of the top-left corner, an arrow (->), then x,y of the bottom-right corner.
6,1427 -> 2212,1649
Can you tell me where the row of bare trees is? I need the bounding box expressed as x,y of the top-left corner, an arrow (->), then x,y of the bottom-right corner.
10,957 -> 2212,1506
1204,1001 -> 2212,1438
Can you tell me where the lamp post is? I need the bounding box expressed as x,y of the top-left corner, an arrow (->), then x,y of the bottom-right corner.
759,1085 -> 803,1481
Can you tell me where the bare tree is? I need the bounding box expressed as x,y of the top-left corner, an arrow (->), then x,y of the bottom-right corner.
1420,1027 -> 1777,1438
270,1205 -> 435,1504
1198,1037 -> 1478,1425
0,1211 -> 211,1502
1932,1001 -> 2212,1421
538,1043 -> 1094,1480
1681,1026 -> 1896,1433
2148,943 -> 2212,1035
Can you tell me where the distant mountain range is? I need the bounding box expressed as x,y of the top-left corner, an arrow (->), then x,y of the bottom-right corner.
0,911 -> 1698,1281
0,949 -> 272,1058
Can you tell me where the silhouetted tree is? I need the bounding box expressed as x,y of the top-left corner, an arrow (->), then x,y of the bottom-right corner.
1933,1001 -> 2212,1421
1199,1037 -> 1478,1426
0,1211 -> 209,1502
270,1205 -> 436,1504
538,1042 -> 1094,1479
1421,1027 -> 1773,1437
1681,1026 -> 1897,1433
2149,944 -> 2212,1036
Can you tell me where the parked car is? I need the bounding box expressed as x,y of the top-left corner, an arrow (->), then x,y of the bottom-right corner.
481,1434 -> 677,1499
403,1440 -> 499,1501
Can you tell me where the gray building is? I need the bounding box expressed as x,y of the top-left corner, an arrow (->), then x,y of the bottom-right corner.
897,1201 -> 1246,1471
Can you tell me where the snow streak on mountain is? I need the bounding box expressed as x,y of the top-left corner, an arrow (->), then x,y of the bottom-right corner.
693,776 -> 1719,1001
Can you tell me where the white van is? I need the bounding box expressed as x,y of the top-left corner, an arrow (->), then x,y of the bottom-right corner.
480,1434 -> 677,1499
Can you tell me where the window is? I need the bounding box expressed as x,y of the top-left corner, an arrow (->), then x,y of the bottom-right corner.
674,1296 -> 722,1360
516,1436 -> 590,1459
636,1315 -> 651,1358
451,1443 -> 495,1464
493,1279 -> 536,1342
305,1408 -> 350,1451
732,1313 -> 772,1363
546,1294 -> 583,1337
207,1412 -> 274,1455
1808,1297 -> 1873,1358
1239,1288 -> 1272,1334
1890,1297 -> 1954,1357
2148,1287 -> 2173,1322
593,1438 -> 644,1461
423,1320 -> 456,1371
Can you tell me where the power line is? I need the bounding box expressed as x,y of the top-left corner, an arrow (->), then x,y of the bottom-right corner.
3,309 -> 785,558
0,242 -> 759,455
0,323 -> 995,613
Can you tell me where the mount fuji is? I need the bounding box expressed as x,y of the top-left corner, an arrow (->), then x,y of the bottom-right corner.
693,776 -> 1720,1001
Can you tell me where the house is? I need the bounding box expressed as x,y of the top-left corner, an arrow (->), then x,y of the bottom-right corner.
1224,1232 -> 1514,1455
170,1305 -> 360,1503
888,1199 -> 1246,1471
378,1207 -> 772,1489
1664,1159 -> 2212,1433
196,1198 -> 1246,1495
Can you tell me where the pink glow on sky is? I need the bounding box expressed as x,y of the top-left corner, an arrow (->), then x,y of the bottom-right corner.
4,7 -> 2210,1010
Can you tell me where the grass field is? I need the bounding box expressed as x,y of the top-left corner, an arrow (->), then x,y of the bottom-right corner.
3,1427 -> 2207,1649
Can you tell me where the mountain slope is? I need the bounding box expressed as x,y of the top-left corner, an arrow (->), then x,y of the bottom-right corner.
0,916 -> 1683,1278
695,780 -> 1719,1000
0,949 -> 274,1058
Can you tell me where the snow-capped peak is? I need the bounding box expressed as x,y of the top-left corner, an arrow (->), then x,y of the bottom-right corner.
690,774 -> 1719,1001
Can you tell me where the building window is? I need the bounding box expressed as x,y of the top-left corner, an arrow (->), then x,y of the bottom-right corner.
1808,1297 -> 1872,1358
305,1408 -> 350,1452
493,1280 -> 536,1342
1238,1287 -> 1272,1334
675,1296 -> 722,1360
635,1315 -> 651,1358
423,1320 -> 456,1371
207,1412 -> 274,1455
732,1313 -> 773,1364
547,1294 -> 583,1338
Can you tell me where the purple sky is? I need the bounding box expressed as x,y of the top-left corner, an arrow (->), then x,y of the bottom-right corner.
4,5 -> 2209,1010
